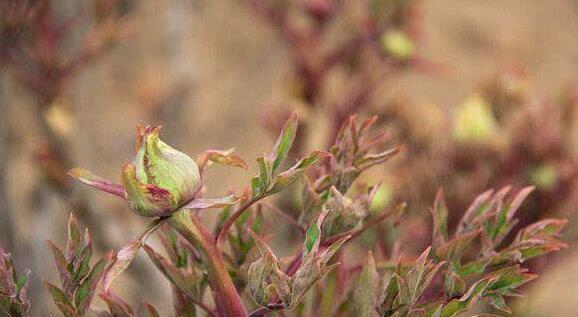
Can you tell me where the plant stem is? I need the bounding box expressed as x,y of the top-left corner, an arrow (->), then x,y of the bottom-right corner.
247,302 -> 284,317
322,202 -> 405,246
216,197 -> 259,244
250,203 -> 406,316
169,209 -> 248,317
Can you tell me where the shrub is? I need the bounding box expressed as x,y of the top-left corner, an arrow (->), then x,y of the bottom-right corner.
0,113 -> 565,316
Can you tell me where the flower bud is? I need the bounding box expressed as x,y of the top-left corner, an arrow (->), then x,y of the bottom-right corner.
120,126 -> 201,217
453,95 -> 498,144
380,30 -> 415,60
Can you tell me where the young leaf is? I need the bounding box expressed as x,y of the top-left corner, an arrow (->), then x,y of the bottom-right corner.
440,278 -> 494,317
143,245 -> 199,299
66,213 -> 83,261
43,281 -> 75,317
432,189 -> 449,248
196,148 -> 248,171
101,240 -> 141,292
100,291 -> 134,317
303,207 -> 329,257
74,255 -> 110,315
67,168 -> 126,198
270,112 -> 299,173
353,252 -> 380,317
182,195 -> 241,209
46,241 -> 73,296
268,151 -> 331,195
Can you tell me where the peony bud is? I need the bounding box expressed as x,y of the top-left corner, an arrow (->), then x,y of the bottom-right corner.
120,126 -> 201,216
69,126 -> 201,217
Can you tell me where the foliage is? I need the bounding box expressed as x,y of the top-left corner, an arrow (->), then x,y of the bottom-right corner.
0,246 -> 30,316
0,1 -> 573,317
0,114 -> 565,316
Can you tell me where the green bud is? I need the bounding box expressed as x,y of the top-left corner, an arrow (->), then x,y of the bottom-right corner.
529,164 -> 558,190
121,126 -> 201,217
370,184 -> 392,214
453,95 -> 498,144
380,30 -> 415,60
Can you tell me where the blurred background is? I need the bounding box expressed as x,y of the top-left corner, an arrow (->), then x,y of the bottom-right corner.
2,0 -> 578,315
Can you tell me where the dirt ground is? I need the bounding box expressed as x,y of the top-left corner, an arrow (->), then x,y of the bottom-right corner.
2,0 -> 578,315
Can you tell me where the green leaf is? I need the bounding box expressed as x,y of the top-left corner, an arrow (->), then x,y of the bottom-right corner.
46,241 -> 73,295
355,147 -> 400,171
251,176 -> 262,198
444,265 -> 465,299
457,190 -> 494,234
66,213 -> 83,262
436,230 -> 480,267
485,266 -> 537,294
74,255 -> 110,314
432,189 -> 449,248
101,240 -> 141,292
488,294 -> 510,313
519,218 -> 568,241
72,239 -> 93,285
303,207 -> 330,257
353,252 -> 380,317
440,279 -> 493,317
379,272 -> 400,315
100,291 -> 134,317
183,195 -> 241,209
143,245 -> 199,299
304,226 -> 320,257
268,151 -> 330,196
270,112 -> 299,173
407,248 -> 445,305
43,281 -> 76,317
318,235 -> 350,268
246,231 -> 279,306
196,148 -> 248,171
67,168 -> 125,198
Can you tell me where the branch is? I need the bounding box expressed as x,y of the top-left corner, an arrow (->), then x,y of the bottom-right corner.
255,203 -> 407,313
216,197 -> 260,244
169,210 -> 248,317
248,302 -> 285,317
322,203 -> 405,246
261,201 -> 306,236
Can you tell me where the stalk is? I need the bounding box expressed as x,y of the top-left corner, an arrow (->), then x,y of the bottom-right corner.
169,209 -> 248,317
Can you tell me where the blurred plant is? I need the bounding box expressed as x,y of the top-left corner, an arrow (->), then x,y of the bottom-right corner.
0,0 -> 132,249
383,68 -> 578,240
240,0 -> 578,255
0,114 -> 565,316
242,0 -> 434,152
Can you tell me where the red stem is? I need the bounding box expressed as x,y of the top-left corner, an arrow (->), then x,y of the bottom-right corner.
170,210 -> 248,317
216,197 -> 259,244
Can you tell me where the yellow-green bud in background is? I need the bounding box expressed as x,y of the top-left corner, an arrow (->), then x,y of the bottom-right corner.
529,164 -> 558,190
121,126 -> 201,217
453,94 -> 498,144
380,29 -> 415,60
370,183 -> 392,214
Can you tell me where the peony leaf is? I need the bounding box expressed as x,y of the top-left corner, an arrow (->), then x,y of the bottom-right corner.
270,112 -> 298,173
67,168 -> 125,198
182,195 -> 241,210
101,240 -> 141,292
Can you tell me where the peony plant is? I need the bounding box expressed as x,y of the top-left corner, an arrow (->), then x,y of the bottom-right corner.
0,113 -> 566,317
